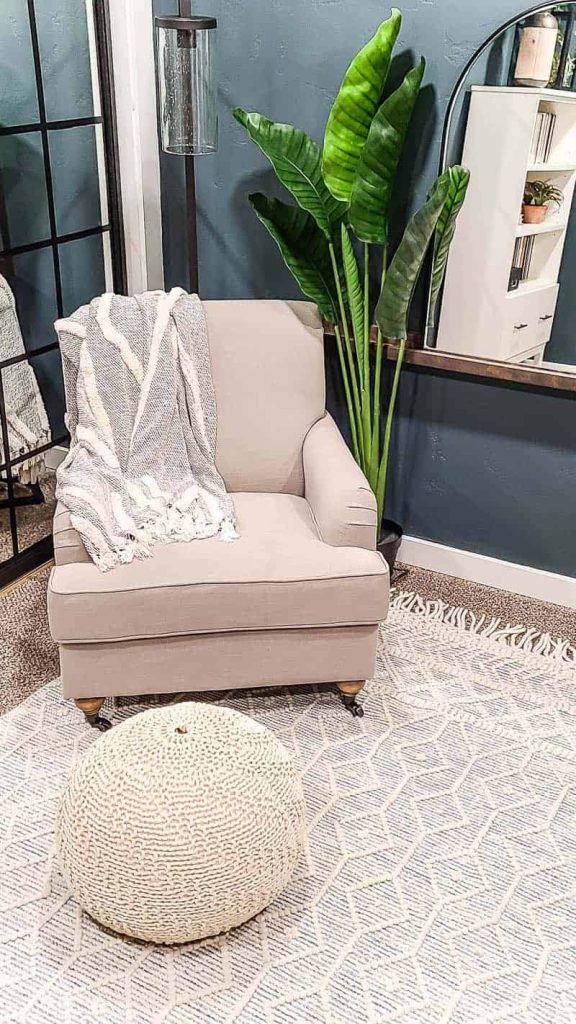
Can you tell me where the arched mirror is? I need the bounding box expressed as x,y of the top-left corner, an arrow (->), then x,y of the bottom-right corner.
422,2 -> 576,391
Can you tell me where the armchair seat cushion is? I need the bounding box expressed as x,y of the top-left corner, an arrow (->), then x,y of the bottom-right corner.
48,493 -> 388,644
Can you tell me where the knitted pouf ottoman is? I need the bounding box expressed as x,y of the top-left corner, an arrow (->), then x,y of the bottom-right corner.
56,703 -> 306,944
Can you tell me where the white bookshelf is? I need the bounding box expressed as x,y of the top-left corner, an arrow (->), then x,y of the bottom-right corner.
436,86 -> 576,363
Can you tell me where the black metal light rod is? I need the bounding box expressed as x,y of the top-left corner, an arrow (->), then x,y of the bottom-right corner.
180,0 -> 199,293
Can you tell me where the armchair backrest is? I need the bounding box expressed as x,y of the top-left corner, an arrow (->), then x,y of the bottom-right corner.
205,299 -> 326,495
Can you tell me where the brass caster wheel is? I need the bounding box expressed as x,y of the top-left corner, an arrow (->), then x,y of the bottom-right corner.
340,694 -> 365,718
75,698 -> 111,731
87,714 -> 113,732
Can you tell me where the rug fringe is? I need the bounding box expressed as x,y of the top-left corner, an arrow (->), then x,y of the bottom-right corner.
390,589 -> 576,664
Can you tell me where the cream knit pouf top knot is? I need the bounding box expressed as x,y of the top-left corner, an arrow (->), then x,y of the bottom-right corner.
56,703 -> 306,944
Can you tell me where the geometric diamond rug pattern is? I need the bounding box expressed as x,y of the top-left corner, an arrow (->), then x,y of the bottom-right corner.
1,605 -> 576,1023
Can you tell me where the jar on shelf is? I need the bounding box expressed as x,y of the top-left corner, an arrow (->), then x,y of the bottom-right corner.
514,12 -> 559,88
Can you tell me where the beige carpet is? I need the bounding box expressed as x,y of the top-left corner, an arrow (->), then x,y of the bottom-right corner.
396,563 -> 576,647
0,566 -> 59,714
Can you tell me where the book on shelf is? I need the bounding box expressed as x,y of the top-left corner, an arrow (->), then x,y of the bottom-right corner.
509,234 -> 536,290
529,111 -> 557,164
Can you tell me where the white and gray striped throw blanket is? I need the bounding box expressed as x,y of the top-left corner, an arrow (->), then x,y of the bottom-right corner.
0,273 -> 51,484
55,289 -> 237,572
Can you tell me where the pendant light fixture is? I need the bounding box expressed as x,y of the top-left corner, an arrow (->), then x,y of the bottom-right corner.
155,1 -> 218,291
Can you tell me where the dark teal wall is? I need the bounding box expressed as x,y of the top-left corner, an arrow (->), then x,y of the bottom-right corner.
158,0 -> 576,577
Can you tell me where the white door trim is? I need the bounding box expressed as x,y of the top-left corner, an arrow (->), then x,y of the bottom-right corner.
107,0 -> 164,293
398,535 -> 576,609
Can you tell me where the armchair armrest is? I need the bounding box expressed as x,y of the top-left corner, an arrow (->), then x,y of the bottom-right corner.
303,414 -> 378,550
53,501 -> 90,566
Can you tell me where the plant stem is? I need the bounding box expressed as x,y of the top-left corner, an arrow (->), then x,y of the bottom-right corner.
333,323 -> 360,463
363,242 -> 370,369
328,241 -> 364,466
369,253 -> 387,491
362,242 -> 372,468
376,337 -> 406,525
369,336 -> 383,491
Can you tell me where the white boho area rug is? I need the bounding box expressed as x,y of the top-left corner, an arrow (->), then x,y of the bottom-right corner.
2,598 -> 576,1024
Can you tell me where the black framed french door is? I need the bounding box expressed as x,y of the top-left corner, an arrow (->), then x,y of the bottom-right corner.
0,0 -> 126,588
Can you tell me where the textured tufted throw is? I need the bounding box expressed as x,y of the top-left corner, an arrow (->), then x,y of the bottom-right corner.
55,704 -> 306,944
55,289 -> 238,571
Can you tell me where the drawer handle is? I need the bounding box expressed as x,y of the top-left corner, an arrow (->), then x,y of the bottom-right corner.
514,323 -> 528,330
539,314 -> 553,321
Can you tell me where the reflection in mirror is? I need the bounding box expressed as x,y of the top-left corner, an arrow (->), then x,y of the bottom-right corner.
0,0 -> 124,583
0,469 -> 57,564
0,282 -> 57,566
13,471 -> 57,560
427,3 -> 576,375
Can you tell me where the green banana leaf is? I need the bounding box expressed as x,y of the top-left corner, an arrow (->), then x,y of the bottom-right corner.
322,9 -> 402,202
427,165 -> 470,326
340,223 -> 365,373
349,59 -> 425,244
235,109 -> 346,236
375,171 -> 450,340
249,193 -> 338,320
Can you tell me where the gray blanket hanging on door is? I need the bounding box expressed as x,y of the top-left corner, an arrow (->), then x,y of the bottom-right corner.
0,274 -> 51,484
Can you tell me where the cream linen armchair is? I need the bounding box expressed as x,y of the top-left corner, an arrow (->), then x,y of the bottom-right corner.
48,301 -> 389,729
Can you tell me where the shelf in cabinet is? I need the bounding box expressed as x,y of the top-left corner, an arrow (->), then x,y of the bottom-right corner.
516,220 -> 567,237
527,162 -> 576,172
507,279 -> 557,297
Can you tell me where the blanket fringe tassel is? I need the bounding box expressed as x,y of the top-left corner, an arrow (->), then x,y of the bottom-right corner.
390,589 -> 576,665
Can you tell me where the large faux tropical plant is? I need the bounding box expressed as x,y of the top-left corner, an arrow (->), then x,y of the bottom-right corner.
234,9 -> 469,529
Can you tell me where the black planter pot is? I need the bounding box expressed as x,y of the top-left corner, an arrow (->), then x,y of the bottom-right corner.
377,518 -> 403,571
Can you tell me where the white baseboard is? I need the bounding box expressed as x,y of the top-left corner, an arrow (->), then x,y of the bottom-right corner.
398,535 -> 576,609
44,444 -> 68,472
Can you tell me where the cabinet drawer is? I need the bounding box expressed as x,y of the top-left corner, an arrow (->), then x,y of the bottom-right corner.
503,285 -> 559,357
503,317 -> 536,356
536,307 -> 557,346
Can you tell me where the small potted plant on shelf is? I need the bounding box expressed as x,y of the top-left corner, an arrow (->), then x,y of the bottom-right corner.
522,179 -> 564,224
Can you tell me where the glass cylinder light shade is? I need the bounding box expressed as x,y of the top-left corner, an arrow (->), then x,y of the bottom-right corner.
156,16 -> 217,156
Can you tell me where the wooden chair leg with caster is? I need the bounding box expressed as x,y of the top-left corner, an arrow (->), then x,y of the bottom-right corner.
74,697 -> 112,731
336,681 -> 365,717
